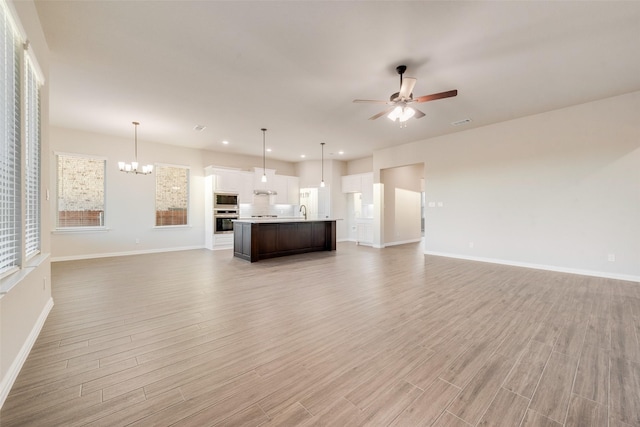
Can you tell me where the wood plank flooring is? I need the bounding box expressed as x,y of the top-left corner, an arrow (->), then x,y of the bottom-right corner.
1,242 -> 639,426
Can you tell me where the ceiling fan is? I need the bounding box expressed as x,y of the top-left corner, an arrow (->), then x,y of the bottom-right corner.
353,65 -> 458,123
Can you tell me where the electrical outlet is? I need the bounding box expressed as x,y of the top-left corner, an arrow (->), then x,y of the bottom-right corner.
608,253 -> 616,262
135,238 -> 140,244
437,202 -> 444,207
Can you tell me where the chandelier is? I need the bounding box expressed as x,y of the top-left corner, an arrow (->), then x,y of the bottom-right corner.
118,121 -> 153,175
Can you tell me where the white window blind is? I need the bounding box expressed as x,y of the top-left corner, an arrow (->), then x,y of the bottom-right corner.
24,55 -> 40,256
57,154 -> 106,228
0,1 -> 21,276
155,165 -> 189,226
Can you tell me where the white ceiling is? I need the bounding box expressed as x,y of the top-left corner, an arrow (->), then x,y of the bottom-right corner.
34,1 -> 640,162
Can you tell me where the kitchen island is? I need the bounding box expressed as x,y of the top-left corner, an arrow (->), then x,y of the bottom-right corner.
233,218 -> 337,262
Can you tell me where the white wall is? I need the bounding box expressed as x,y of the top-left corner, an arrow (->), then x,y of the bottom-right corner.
347,157 -> 373,175
381,164 -> 423,245
374,91 -> 640,281
49,127 -> 208,260
1,0 -> 53,407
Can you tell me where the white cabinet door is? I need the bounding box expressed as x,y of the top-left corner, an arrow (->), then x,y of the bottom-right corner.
273,175 -> 289,204
341,174 -> 361,193
360,173 -> 374,205
214,169 -> 241,192
238,172 -> 254,203
356,221 -> 373,245
287,176 -> 300,205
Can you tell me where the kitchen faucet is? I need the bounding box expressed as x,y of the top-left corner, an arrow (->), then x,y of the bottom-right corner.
299,204 -> 307,220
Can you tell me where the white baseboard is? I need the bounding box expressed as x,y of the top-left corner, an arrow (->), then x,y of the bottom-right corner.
385,238 -> 422,247
424,251 -> 640,283
50,245 -> 206,262
0,297 -> 54,409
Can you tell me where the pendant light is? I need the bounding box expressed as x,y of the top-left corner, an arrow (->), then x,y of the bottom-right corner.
320,142 -> 325,187
261,128 -> 267,183
118,121 -> 153,175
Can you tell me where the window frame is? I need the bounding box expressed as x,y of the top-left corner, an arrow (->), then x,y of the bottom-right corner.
24,53 -> 41,259
0,0 -> 22,279
154,163 -> 190,228
1,0 -> 44,286
55,152 -> 107,231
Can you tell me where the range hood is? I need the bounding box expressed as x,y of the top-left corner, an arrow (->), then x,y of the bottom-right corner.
253,189 -> 278,196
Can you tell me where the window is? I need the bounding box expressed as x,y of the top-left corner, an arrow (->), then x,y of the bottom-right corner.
0,0 -> 21,276
0,0 -> 42,282
56,154 -> 106,228
24,56 -> 40,256
155,165 -> 189,226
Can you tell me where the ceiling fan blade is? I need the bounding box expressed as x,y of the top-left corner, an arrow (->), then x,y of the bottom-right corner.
413,108 -> 425,119
414,89 -> 458,103
399,77 -> 416,100
369,108 -> 394,120
353,99 -> 391,104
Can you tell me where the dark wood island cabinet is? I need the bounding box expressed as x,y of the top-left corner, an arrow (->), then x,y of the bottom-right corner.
233,219 -> 337,262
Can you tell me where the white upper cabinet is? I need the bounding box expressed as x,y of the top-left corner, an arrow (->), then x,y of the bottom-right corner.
237,172 -> 254,203
206,166 -> 299,206
341,174 -> 361,193
341,172 -> 373,205
273,175 -> 300,205
360,173 -> 374,205
287,176 -> 300,205
208,167 -> 241,192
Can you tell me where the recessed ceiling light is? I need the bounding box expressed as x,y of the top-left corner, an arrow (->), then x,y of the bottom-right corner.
300,154 -> 306,158
222,140 -> 229,145
194,125 -> 206,131
266,148 -> 272,152
338,151 -> 344,155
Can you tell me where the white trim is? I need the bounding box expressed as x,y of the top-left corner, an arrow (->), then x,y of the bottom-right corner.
53,151 -> 108,161
24,47 -> 44,85
385,238 -> 422,247
424,251 -> 640,283
0,253 -> 49,294
52,227 -> 110,234
0,297 -> 53,409
50,245 -> 205,262
155,162 -> 190,170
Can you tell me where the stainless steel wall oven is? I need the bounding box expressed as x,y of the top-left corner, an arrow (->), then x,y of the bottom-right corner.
214,209 -> 238,234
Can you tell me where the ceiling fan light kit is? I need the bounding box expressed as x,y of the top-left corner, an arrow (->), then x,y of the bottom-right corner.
353,65 -> 458,125
388,105 -> 415,122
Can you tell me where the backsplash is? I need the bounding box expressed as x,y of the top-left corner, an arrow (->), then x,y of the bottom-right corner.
239,195 -> 299,218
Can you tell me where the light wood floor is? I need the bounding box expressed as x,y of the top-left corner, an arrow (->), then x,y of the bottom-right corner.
2,243 -> 639,426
